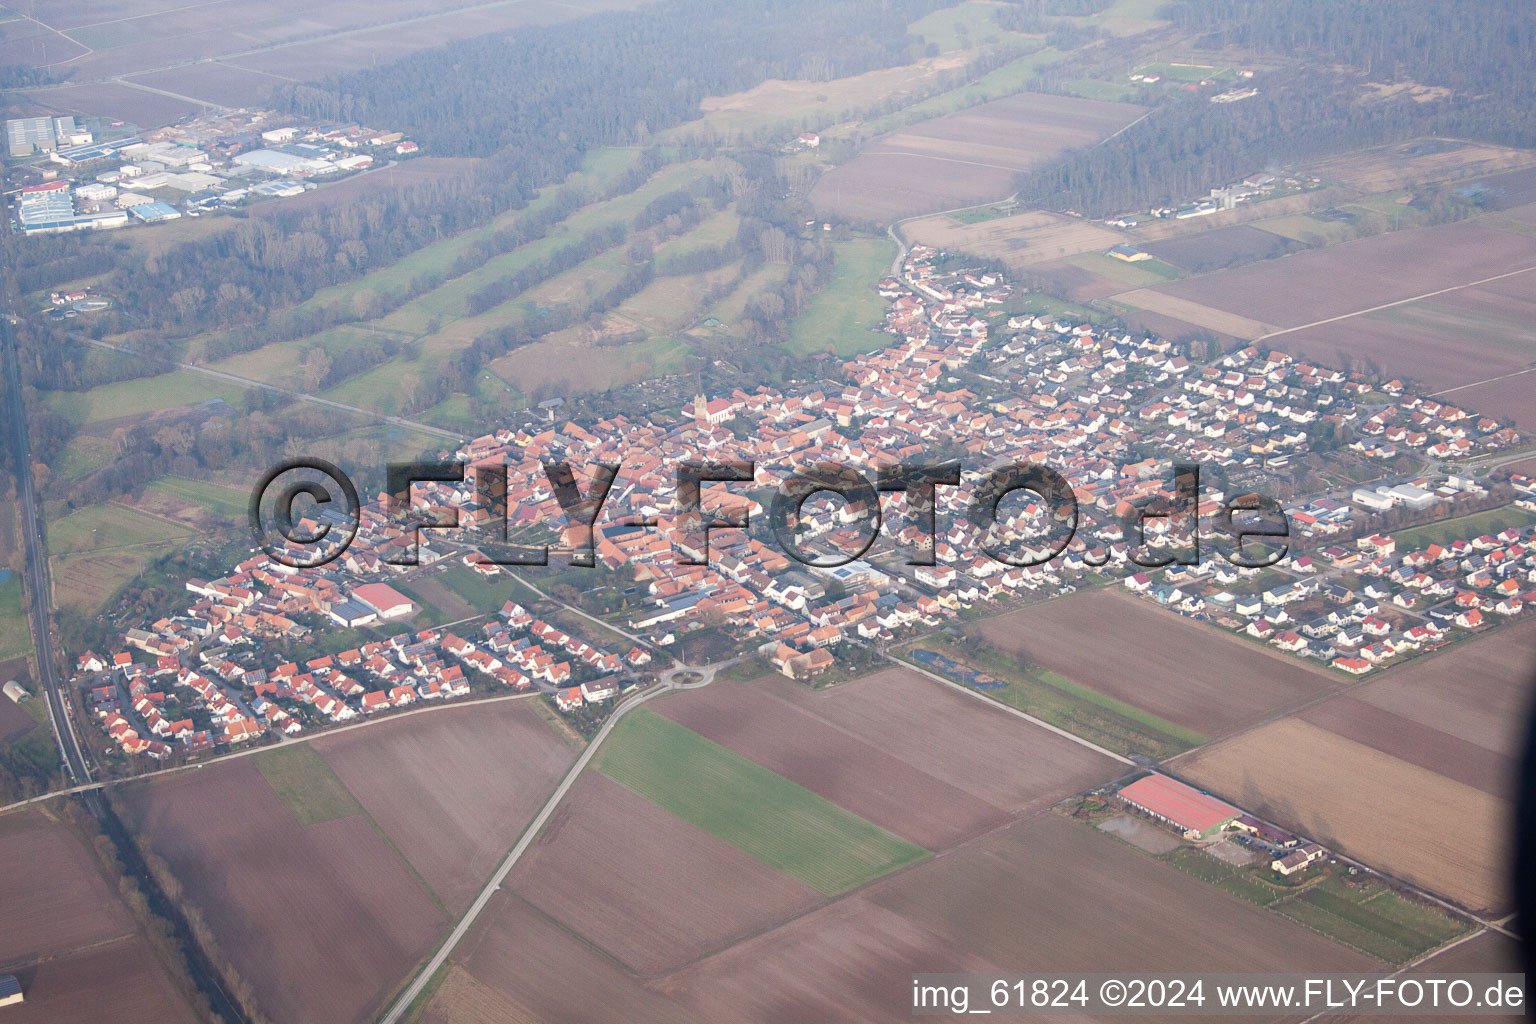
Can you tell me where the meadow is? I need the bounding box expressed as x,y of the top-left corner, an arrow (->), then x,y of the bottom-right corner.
595,707 -> 928,895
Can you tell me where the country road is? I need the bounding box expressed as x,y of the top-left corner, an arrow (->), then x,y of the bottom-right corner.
378,658 -> 730,1024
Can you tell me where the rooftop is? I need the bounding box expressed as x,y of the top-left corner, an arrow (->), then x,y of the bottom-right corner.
1119,773 -> 1239,833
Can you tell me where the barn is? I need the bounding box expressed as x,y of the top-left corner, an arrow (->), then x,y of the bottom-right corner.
1118,774 -> 1239,839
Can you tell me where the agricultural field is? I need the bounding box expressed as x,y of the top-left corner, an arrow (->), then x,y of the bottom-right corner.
904,636 -> 1206,760
1066,251 -> 1180,289
1270,874 -> 1472,965
4,0 -> 649,116
594,707 -> 928,896
509,772 -> 823,975
1341,931 -> 1526,1024
1140,223 -> 1307,273
905,208 -> 1127,269
653,675 -> 1015,849
140,475 -> 254,524
1177,716 -> 1511,914
785,237 -> 895,356
47,502 -> 195,613
116,757 -> 446,1024
0,574 -> 29,663
680,54 -> 973,143
0,660 -> 37,744
486,329 -> 694,398
974,589 -> 1339,738
1331,619 -> 1536,791
1309,139 -> 1536,194
0,807 -> 201,1024
660,813 -> 1371,1021
1120,219 -> 1536,341
51,435 -> 117,482
43,370 -> 245,429
315,697 -> 575,915
810,92 -> 1144,224
422,892 -> 704,1024
1390,505 -> 1536,553
765,665 -> 1121,815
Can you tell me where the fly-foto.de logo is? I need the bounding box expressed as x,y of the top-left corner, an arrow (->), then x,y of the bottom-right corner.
249,457 -> 1290,573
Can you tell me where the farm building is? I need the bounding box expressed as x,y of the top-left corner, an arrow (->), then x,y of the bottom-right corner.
2,680 -> 29,703
1272,843 -> 1326,876
1230,814 -> 1296,847
1108,244 -> 1151,262
351,583 -> 415,619
1118,773 -> 1239,839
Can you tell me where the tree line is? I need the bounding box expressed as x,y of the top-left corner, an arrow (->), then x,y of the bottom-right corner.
277,0 -> 948,158
1018,0 -> 1536,216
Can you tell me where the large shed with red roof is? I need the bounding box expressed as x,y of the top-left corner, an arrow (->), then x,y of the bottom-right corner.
351,582 -> 415,620
1117,773 -> 1239,839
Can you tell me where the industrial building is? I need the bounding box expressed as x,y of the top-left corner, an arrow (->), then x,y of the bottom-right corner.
1117,773 -> 1240,839
128,201 -> 182,223
233,148 -> 333,175
0,975 -> 21,1007
351,583 -> 415,619
5,115 -> 91,157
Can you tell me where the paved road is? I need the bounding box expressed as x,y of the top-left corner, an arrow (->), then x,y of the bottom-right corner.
1,311 -> 91,786
76,336 -> 466,443
378,659 -> 728,1024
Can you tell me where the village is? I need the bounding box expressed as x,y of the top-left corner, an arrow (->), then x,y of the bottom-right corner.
5,109 -> 418,236
65,240 -> 1536,766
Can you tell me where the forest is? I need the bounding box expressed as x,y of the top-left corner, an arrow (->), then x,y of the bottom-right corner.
1018,0 -> 1536,215
279,0 -> 947,157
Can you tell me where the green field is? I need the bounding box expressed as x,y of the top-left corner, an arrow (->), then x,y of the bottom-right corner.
1164,845 -> 1282,906
787,238 -> 895,357
182,148 -> 642,363
0,574 -> 30,661
48,502 -> 194,557
949,205 -> 1013,224
435,562 -> 541,611
1273,876 -> 1471,965
909,1 -> 1022,52
1061,78 -> 1136,102
596,708 -> 927,895
1391,505 -> 1536,552
1069,252 -> 1180,288
908,638 -> 1205,759
253,743 -> 366,826
1084,0 -> 1169,36
854,46 -> 1064,137
701,263 -> 790,327
45,371 -> 246,427
146,476 -> 252,521
1134,61 -> 1226,82
1252,212 -> 1365,246
52,435 -> 117,481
